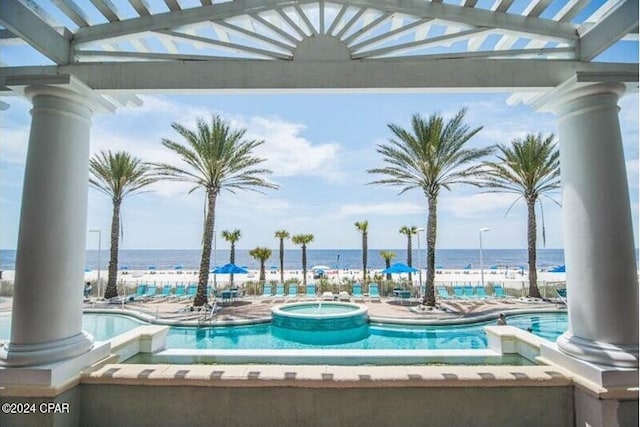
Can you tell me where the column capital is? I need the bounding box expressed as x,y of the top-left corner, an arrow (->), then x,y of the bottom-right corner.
530,77 -> 627,114
4,74 -> 116,114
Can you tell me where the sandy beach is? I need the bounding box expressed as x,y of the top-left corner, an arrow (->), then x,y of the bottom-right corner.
0,267 -> 567,298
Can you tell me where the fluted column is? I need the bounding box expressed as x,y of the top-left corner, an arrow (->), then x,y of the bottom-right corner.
551,83 -> 638,368
0,86 -> 94,366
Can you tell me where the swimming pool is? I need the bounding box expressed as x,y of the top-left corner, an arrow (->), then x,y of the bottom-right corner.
0,313 -> 145,342
163,313 -> 567,350
0,312 -> 567,350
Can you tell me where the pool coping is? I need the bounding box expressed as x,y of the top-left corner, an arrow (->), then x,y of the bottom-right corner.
81,306 -> 566,328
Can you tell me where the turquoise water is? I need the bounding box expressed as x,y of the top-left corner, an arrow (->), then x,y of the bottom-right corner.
278,304 -> 359,314
0,312 -> 568,349
165,313 -> 568,350
1,248 -> 568,270
0,313 -> 144,342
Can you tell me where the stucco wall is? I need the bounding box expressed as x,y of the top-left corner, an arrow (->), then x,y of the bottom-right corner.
78,384 -> 573,427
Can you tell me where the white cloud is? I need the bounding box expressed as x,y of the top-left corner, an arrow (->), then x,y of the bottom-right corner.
337,202 -> 424,217
91,96 -> 344,188
0,125 -> 29,164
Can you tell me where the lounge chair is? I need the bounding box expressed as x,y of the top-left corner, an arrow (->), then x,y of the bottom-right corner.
556,288 -> 567,305
493,284 -> 511,299
368,283 -> 380,301
179,284 -> 198,301
141,285 -> 157,301
352,284 -> 364,301
475,286 -> 488,299
152,284 -> 172,301
305,284 -> 316,299
338,291 -> 351,301
262,284 -> 273,298
275,283 -> 285,298
287,284 -> 299,299
322,291 -> 335,301
171,284 -> 186,300
452,284 -> 465,299
436,285 -> 452,299
463,285 -> 475,298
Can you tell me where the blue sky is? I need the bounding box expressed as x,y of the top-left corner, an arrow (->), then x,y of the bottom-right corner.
0,2 -> 637,251
1,88 -> 637,251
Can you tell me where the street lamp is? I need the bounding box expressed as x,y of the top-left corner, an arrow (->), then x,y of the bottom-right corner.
89,229 -> 101,298
416,227 -> 425,297
479,228 -> 490,289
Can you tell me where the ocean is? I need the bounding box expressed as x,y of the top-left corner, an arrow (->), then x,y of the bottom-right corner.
0,249 -> 566,271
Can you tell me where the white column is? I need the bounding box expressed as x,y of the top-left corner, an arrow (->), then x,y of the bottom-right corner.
552,83 -> 638,368
0,86 -> 94,366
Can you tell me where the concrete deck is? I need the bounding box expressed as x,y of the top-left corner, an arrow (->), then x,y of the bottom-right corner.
81,295 -> 564,326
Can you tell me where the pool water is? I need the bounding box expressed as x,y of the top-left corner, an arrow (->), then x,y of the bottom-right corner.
165,313 -> 568,350
0,313 -> 145,342
0,312 -> 568,350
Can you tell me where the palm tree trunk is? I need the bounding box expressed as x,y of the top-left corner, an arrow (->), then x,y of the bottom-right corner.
301,245 -> 307,287
527,198 -> 541,298
279,239 -> 284,283
195,191 -> 216,306
385,259 -> 392,281
104,199 -> 121,299
230,242 -> 235,287
362,233 -> 367,282
424,196 -> 438,306
259,261 -> 265,283
407,236 -> 413,282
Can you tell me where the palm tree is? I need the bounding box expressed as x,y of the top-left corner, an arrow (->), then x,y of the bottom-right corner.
89,150 -> 158,299
399,226 -> 418,282
368,109 -> 491,306
154,115 -> 277,306
354,221 -> 369,282
478,133 -> 560,298
274,230 -> 290,283
222,229 -> 242,287
379,250 -> 396,281
291,234 -> 314,287
249,247 -> 272,284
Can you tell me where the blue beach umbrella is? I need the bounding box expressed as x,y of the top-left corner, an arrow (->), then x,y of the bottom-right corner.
148,265 -> 156,270
549,265 -> 566,273
174,265 -> 183,270
382,263 -> 419,274
213,263 -> 249,274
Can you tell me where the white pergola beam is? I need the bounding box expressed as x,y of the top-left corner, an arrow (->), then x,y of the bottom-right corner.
0,0 -> 71,64
156,29 -> 292,59
2,60 -> 634,93
212,20 -> 295,51
331,0 -> 577,40
164,0 -> 182,12
578,0 -> 638,61
74,0 -> 576,45
128,0 -> 152,17
51,0 -> 92,27
353,27 -> 486,58
90,0 -> 121,22
74,0 -> 314,43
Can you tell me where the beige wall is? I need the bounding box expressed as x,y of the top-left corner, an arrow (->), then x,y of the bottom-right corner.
78,384 -> 573,427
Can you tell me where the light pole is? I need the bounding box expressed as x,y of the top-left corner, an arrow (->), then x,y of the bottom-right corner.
416,227 -> 425,297
336,253 -> 340,292
213,228 -> 217,291
89,229 -> 101,298
479,228 -> 490,289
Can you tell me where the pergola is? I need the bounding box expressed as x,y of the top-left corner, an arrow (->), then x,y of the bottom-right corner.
0,1 -> 638,426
